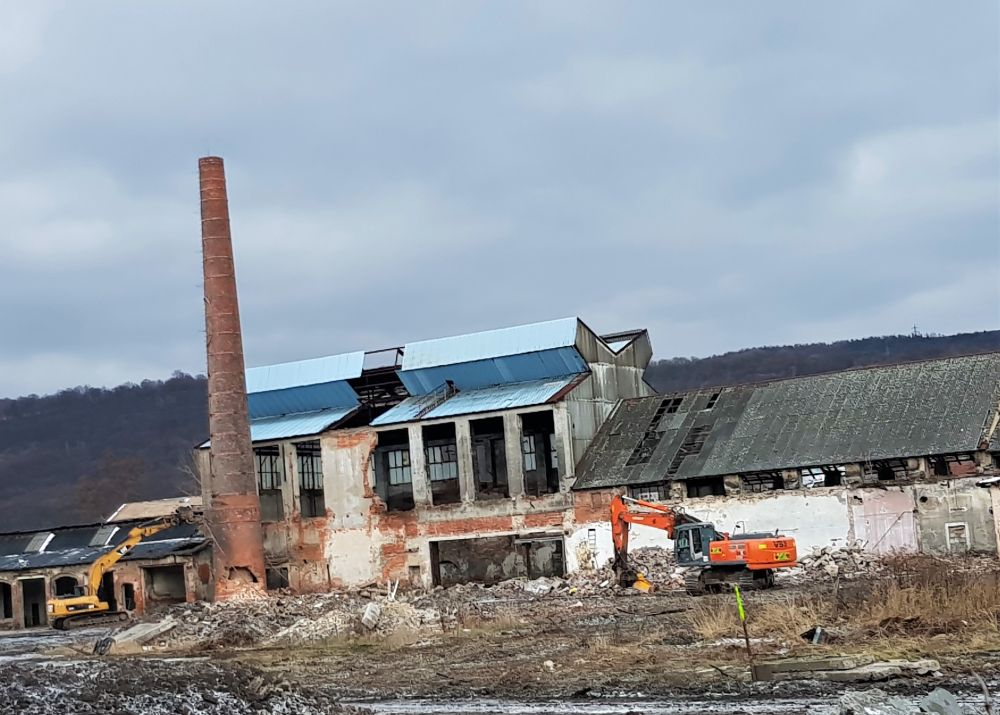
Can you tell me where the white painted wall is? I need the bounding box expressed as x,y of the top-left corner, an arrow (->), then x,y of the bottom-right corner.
566,490 -> 852,573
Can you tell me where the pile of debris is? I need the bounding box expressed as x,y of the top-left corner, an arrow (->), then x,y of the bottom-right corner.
792,542 -> 882,581
152,591 -> 449,650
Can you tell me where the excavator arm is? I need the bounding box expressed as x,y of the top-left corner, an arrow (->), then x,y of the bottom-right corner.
611,495 -> 698,583
84,520 -> 178,597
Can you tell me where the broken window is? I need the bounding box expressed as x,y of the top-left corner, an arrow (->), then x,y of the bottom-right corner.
424,423 -> 460,505
685,476 -> 725,498
801,465 -> 845,488
628,483 -> 668,501
265,567 -> 290,591
666,425 -> 713,476
740,472 -> 783,493
471,417 -> 508,499
625,397 -> 682,466
254,445 -> 285,522
296,441 -> 325,518
521,411 -> 559,496
374,429 -> 415,511
0,582 -> 12,620
54,576 -> 80,597
704,391 -> 721,410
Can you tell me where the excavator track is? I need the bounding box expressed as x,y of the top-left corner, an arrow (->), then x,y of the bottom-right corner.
53,611 -> 130,631
685,568 -> 775,596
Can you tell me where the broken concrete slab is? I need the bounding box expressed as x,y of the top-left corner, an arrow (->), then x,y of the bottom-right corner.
757,657 -> 940,683
839,688 -> 918,715
113,618 -> 177,646
920,688 -> 969,715
753,655 -> 875,679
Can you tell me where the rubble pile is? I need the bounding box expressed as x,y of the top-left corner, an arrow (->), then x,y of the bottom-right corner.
156,591 -> 449,650
792,542 -> 882,581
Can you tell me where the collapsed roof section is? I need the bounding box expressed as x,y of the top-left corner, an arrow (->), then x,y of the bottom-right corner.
574,352 -> 1000,490
206,318 -> 651,442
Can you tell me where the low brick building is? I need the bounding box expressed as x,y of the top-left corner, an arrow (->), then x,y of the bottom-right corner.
0,497 -> 208,630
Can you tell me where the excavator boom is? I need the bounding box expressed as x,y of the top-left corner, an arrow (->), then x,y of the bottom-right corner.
47,506 -> 196,629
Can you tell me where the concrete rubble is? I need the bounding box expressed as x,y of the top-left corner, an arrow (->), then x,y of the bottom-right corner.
840,687 -> 983,715
788,542 -> 882,581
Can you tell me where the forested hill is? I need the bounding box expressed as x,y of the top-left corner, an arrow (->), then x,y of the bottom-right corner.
644,330 -> 1000,393
1,330 -> 997,531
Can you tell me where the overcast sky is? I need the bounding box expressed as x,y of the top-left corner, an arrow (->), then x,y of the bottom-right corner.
1,2 -> 997,398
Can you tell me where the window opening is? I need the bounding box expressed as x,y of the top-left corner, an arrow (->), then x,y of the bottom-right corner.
424,423 -> 460,505
254,445 -> 284,522
705,392 -> 721,410
296,441 -> 325,518
685,476 -> 725,498
374,429 -> 415,511
520,412 -> 559,496
265,567 -> 290,591
471,417 -> 508,499
628,483 -> 668,501
801,465 -> 845,488
740,472 -> 783,493
0,582 -> 12,620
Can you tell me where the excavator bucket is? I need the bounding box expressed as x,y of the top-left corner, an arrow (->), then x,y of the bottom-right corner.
632,573 -> 654,593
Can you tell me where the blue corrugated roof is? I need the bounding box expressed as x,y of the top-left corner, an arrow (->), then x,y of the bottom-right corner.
249,406 -> 356,442
246,352 -> 364,393
370,385 -> 450,426
401,318 -> 579,370
399,346 -> 588,395
248,382 -> 359,419
373,374 -> 582,426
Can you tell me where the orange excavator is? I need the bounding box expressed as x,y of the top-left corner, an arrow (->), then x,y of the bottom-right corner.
610,495 -> 797,595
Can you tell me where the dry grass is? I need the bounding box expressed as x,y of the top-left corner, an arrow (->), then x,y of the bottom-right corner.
688,555 -> 1000,650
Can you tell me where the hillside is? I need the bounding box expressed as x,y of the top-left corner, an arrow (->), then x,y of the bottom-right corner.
1,330 -> 997,531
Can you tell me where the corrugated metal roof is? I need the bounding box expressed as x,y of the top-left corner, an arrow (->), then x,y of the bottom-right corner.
574,352 -> 1000,490
401,318 -> 579,371
374,374 -> 582,426
248,381 -> 359,418
249,406 -> 356,442
399,347 -> 589,395
370,386 -> 451,426
246,352 -> 364,393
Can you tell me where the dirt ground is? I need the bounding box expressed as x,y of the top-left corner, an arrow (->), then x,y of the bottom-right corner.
2,556 -> 998,714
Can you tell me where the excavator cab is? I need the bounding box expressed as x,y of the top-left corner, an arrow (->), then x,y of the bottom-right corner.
674,523 -> 717,566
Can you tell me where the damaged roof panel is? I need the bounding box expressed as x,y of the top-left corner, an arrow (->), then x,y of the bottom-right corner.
245,352 -> 365,393
401,317 -> 580,371
373,375 -> 583,426
574,353 -> 1000,490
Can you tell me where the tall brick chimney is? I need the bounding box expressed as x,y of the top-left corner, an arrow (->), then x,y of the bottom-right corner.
198,156 -> 266,600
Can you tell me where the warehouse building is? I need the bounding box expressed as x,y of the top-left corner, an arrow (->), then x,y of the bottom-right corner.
194,317 -> 654,590
568,352 -> 1000,566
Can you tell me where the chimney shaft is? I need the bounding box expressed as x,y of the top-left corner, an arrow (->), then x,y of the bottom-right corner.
199,156 -> 266,600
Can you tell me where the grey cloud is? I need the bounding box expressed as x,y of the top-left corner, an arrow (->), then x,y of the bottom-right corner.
0,1 -> 996,397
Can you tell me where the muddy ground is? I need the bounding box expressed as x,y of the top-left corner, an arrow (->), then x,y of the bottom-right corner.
1,581 -> 997,714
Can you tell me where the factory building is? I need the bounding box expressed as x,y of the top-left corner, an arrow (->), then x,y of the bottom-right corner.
0,497 -> 207,630
194,317 -> 654,590
569,352 -> 1000,565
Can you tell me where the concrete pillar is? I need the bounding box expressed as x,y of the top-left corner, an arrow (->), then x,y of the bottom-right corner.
781,469 -> 801,490
11,579 -> 23,630
668,481 -> 686,500
283,443 -> 298,517
552,404 -> 573,489
990,486 -> 1000,557
723,474 -> 742,496
844,463 -> 864,488
407,425 -> 431,506
503,413 -> 526,499
455,419 -> 476,503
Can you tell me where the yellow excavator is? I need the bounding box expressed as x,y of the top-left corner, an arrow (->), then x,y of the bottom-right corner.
47,507 -> 197,630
